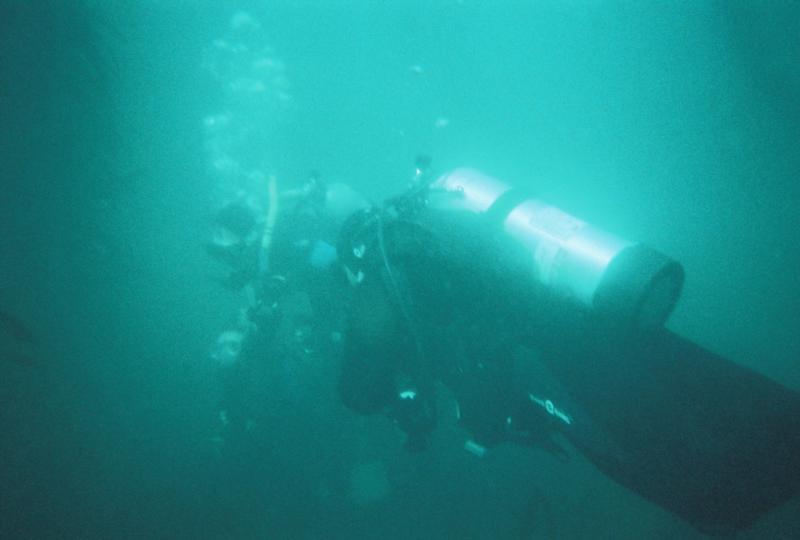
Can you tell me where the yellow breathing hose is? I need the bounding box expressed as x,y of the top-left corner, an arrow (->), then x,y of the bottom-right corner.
260,174 -> 280,272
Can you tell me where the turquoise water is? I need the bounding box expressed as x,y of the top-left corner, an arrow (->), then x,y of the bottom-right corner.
1,2 -> 798,538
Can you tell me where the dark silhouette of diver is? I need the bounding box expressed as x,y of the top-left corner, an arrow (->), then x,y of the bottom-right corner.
335,166 -> 800,536
207,172 -> 366,444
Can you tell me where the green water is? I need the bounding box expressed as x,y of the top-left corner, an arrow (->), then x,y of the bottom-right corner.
1,1 -> 798,538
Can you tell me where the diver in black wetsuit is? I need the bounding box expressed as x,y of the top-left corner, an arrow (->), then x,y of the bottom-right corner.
335,169 -> 592,457
335,164 -> 800,535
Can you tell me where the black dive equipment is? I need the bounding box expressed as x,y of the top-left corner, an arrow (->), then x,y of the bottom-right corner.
418,169 -> 800,535
428,168 -> 684,331
339,166 -> 800,535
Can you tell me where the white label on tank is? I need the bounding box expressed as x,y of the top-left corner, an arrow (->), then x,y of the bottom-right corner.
505,201 -> 587,289
529,206 -> 586,241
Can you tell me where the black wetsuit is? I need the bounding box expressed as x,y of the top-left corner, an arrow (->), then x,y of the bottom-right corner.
337,200 -> 800,535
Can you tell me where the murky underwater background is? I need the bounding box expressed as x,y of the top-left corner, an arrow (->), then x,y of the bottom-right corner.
1,1 -> 799,538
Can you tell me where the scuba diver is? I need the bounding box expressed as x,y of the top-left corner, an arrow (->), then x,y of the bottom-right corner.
335,164 -> 800,536
207,171 -> 367,445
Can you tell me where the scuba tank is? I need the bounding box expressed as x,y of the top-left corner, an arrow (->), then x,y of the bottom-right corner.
427,168 -> 684,331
